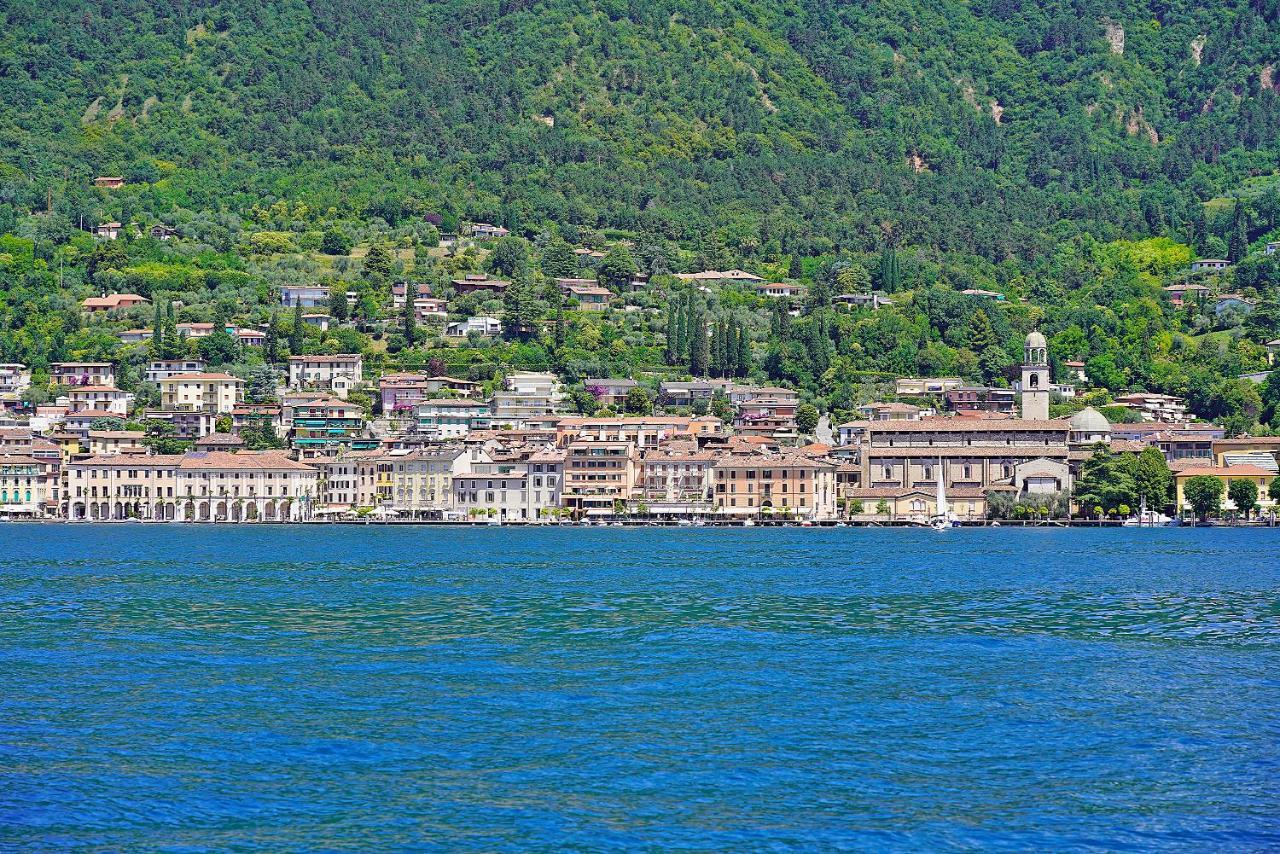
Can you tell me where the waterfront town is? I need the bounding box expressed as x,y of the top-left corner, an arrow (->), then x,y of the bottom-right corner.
1,324 -> 1277,525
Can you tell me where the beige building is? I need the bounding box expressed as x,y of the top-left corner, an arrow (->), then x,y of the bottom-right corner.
67,452 -> 317,522
0,455 -> 55,517
382,446 -> 488,517
87,430 -> 147,456
555,416 -> 724,449
640,447 -> 717,514
712,452 -> 837,519
844,417 -> 1073,518
158,372 -> 244,414
562,440 -> 639,515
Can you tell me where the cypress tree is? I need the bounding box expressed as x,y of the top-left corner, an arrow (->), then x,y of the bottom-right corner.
716,318 -> 727,376
877,244 -> 901,293
265,311 -> 280,364
690,309 -> 710,377
402,290 -> 417,344
1228,198 -> 1249,262
788,254 -> 804,280
151,298 -> 164,354
289,298 -> 304,356
665,305 -> 679,363
735,323 -> 750,377
161,303 -> 181,359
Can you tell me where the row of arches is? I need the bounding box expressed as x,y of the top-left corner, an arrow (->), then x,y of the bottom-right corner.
69,498 -> 299,523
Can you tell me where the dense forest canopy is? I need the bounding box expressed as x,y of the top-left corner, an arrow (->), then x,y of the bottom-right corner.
3,0 -> 1280,253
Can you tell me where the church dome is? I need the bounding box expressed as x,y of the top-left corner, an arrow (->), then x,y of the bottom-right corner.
1069,406 -> 1110,435
1025,330 -> 1047,350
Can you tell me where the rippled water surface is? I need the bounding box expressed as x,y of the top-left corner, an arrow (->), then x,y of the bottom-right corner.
2,525 -> 1280,850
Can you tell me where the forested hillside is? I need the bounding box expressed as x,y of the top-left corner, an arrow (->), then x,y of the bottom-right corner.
4,0 -> 1280,432
4,0 -> 1280,253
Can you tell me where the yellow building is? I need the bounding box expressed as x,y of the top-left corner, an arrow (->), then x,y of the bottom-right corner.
1175,465 -> 1275,514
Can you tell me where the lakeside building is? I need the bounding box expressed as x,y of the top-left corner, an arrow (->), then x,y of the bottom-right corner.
582,378 -> 639,409
446,316 -> 501,337
379,373 -> 481,413
640,446 -> 718,516
452,454 -> 563,522
1113,392 -> 1189,423
1174,465 -> 1275,515
280,284 -> 330,308
556,415 -> 723,449
0,454 -> 56,518
87,430 -> 147,456
712,452 -> 837,519
66,451 -> 318,522
0,364 -> 31,405
895,377 -> 963,398
143,409 -> 218,440
561,440 -> 639,516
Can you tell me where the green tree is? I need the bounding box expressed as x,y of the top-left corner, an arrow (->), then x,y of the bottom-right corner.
795,402 -> 819,435
1270,476 -> 1280,505
689,309 -> 709,376
264,311 -> 282,364
198,328 -> 239,366
1228,477 -> 1258,519
624,386 -> 654,415
150,298 -> 164,355
1183,475 -> 1224,522
364,242 -> 394,279
1227,198 -> 1249,263
329,283 -> 349,321
1134,446 -> 1173,511
541,237 -> 578,278
289,299 -> 305,355
876,244 -> 900,292
488,237 -> 529,278
321,228 -> 352,255
597,246 -> 637,292
402,292 -> 417,344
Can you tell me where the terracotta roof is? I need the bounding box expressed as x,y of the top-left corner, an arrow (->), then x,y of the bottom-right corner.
1178,465 -> 1273,477
0,455 -> 46,466
74,455 -> 185,467
288,354 -> 361,362
1214,437 -> 1280,447
160,372 -> 241,381
178,452 -> 315,471
870,418 -> 1070,432
865,446 -> 1070,458
68,385 -> 125,393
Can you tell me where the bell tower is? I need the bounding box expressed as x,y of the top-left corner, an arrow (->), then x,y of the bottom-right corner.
1021,331 -> 1050,421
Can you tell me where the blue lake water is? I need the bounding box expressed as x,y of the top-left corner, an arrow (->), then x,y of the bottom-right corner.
2,525 -> 1279,850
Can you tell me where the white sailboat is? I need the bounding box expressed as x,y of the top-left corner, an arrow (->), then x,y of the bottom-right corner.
930,458 -> 958,530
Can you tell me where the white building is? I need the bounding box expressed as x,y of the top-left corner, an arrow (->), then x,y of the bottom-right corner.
66,386 -> 133,416
158,372 -> 244,414
288,354 -> 363,389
